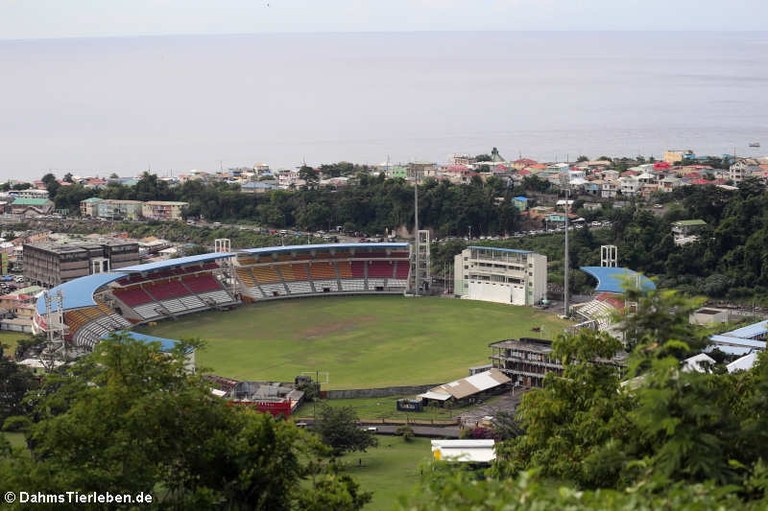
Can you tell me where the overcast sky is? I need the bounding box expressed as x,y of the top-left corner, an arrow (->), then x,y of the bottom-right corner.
2,0 -> 767,40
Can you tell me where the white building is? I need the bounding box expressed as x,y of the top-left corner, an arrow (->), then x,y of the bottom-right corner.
454,246 -> 547,306
431,440 -> 495,463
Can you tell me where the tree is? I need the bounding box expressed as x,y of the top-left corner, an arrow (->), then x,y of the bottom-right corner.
620,288 -> 706,355
314,404 -> 377,456
299,165 -> 320,189
0,356 -> 37,425
41,172 -> 60,198
494,329 -> 632,488
2,333 -> 369,510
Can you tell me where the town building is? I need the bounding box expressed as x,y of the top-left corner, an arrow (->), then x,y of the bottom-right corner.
80,197 -> 103,217
672,219 -> 707,246
418,368 -> 510,406
141,201 -> 188,221
10,198 -> 54,217
663,149 -> 695,164
431,440 -> 495,463
5,189 -> 50,200
729,158 -> 760,183
453,246 -> 547,306
489,337 -> 561,388
23,240 -> 140,288
86,199 -> 144,220
490,337 -> 626,388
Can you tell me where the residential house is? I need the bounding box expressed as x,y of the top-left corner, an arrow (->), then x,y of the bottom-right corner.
142,201 -> 189,221
618,175 -> 640,196
672,219 -> 707,246
10,198 -> 54,217
729,158 -> 761,183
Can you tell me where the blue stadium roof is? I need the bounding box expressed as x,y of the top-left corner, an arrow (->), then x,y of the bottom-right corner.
468,246 -> 533,255
36,272 -> 124,314
239,242 -> 409,255
118,252 -> 235,273
102,331 -> 184,352
580,266 -> 656,294
37,253 -> 236,314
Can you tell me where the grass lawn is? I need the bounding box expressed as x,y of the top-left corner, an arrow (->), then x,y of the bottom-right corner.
0,331 -> 32,359
340,436 -> 432,511
141,295 -> 567,389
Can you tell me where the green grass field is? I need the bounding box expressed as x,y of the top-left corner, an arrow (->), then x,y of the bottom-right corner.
140,296 -> 567,389
340,436 -> 432,511
0,331 -> 32,359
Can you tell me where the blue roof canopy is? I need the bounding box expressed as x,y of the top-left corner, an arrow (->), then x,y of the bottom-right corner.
239,242 -> 408,255
102,331 -> 188,353
118,252 -> 235,273
36,273 -> 124,314
468,246 -> 533,255
720,320 -> 768,340
580,266 -> 656,294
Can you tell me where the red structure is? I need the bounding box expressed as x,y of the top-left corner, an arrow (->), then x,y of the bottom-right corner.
228,399 -> 293,417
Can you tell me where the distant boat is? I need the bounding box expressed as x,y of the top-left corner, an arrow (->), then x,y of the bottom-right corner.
749,142 -> 761,148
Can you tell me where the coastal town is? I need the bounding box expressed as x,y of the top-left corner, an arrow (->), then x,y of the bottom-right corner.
2,144 -> 768,510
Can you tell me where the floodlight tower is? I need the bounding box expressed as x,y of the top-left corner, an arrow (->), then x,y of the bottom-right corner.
40,290 -> 67,372
214,238 -> 237,298
601,245 -> 618,267
408,168 -> 431,296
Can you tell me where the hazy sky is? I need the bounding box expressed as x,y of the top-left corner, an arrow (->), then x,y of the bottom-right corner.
2,0 -> 767,40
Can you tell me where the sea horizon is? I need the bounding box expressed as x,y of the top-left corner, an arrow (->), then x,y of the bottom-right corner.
1,30 -> 766,180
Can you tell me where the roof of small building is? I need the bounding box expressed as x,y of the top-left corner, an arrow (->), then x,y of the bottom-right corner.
673,219 -> 707,227
420,368 -> 510,401
681,353 -> 716,373
12,198 -> 51,206
719,320 -> 768,341
432,439 -> 495,463
727,352 -> 759,373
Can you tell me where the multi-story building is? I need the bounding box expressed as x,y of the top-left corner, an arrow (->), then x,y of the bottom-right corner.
663,149 -> 695,164
490,337 -> 627,388
80,197 -> 103,217
23,240 -> 140,288
141,201 -> 188,221
6,189 -> 50,200
85,199 -> 144,220
489,338 -> 561,388
453,246 -> 547,306
729,158 -> 760,183
10,198 -> 54,217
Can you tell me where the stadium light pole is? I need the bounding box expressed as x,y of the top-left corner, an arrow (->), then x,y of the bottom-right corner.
563,188 -> 571,318
413,169 -> 420,296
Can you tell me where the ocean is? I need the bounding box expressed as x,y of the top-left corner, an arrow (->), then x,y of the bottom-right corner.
0,31 -> 766,180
